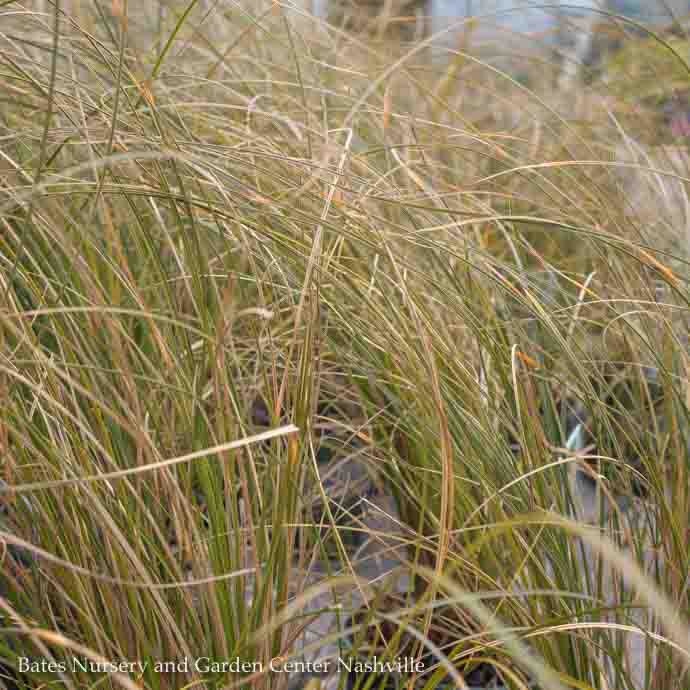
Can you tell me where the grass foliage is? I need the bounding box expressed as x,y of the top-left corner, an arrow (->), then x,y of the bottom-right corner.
1,2 -> 690,689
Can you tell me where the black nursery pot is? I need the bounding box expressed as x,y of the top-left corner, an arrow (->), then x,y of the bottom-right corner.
342,610 -> 532,690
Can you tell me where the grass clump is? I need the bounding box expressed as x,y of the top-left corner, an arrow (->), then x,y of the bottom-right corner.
1,2 -> 690,690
